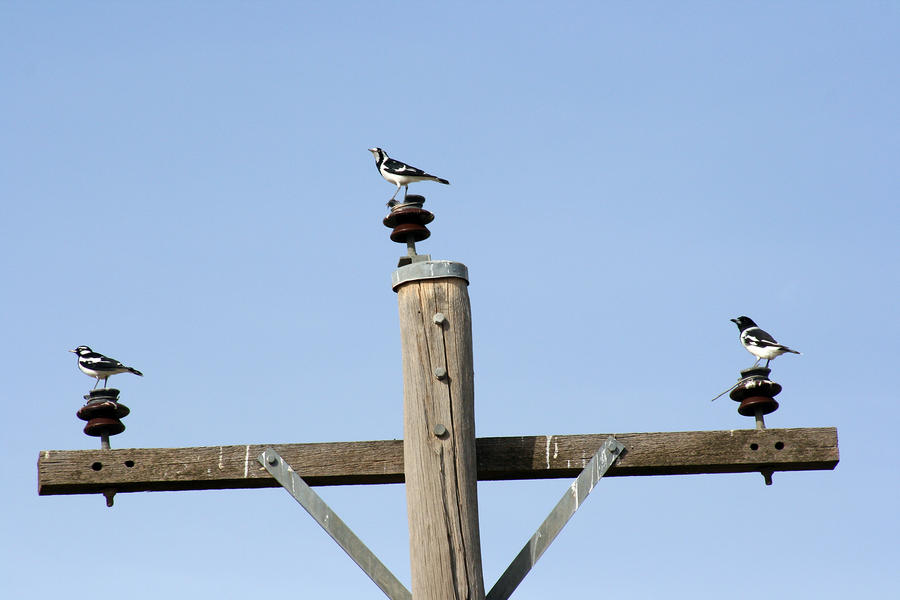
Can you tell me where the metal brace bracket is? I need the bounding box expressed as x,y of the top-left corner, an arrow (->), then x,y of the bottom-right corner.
486,436 -> 626,600
258,448 -> 412,600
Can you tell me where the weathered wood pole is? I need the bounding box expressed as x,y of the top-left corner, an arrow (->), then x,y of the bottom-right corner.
395,260 -> 485,600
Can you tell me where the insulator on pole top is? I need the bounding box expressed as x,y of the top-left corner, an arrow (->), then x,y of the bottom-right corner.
383,194 -> 435,266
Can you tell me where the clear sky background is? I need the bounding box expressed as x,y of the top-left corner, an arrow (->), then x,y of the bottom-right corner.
2,2 -> 898,598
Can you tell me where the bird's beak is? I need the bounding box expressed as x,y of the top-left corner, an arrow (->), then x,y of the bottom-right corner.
68,349 -> 76,353
729,318 -> 738,324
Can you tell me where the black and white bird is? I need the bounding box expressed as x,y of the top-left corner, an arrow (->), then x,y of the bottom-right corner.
368,147 -> 449,206
70,345 -> 143,389
731,316 -> 801,368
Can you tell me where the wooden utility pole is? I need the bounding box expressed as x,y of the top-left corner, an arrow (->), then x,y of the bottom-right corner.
397,264 -> 484,600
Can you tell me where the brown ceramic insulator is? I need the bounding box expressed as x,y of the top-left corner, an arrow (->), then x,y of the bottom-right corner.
389,222 -> 431,243
729,366 -> 782,417
77,389 -> 130,438
85,388 -> 121,402
77,400 -> 130,421
83,417 -> 126,437
383,198 -> 434,243
736,396 -> 780,417
729,378 -> 783,402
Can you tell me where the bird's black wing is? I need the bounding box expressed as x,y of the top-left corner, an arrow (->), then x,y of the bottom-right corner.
81,354 -> 126,371
743,327 -> 780,347
383,157 -> 430,177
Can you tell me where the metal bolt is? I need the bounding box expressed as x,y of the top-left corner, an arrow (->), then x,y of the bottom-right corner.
433,424 -> 448,437
267,455 -> 279,466
434,366 -> 448,380
433,313 -> 446,325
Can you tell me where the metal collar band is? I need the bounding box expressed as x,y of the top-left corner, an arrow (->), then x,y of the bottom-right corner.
391,260 -> 469,291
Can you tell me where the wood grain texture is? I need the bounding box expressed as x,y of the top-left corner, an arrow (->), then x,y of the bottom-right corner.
397,274 -> 485,600
37,427 -> 838,496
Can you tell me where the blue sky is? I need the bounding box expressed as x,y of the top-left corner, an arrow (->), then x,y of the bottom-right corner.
2,2 -> 898,598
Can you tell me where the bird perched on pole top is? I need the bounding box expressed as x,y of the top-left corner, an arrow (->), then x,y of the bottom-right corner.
70,346 -> 143,389
731,316 -> 801,368
368,147 -> 449,206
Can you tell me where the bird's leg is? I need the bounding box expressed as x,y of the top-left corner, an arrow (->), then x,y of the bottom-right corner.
752,358 -> 761,368
93,378 -> 100,390
390,186 -> 401,201
403,185 -> 408,201
765,359 -> 771,368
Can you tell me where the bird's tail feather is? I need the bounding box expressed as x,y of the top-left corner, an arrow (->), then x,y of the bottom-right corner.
433,177 -> 450,185
784,347 -> 801,355
129,367 -> 144,376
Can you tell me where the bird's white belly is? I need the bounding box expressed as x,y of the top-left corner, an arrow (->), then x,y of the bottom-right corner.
78,364 -> 103,379
383,172 -> 430,186
383,172 -> 405,186
747,345 -> 785,360
79,363 -> 124,378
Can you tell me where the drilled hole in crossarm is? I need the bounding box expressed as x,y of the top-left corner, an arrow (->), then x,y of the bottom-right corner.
749,443 -> 759,451
124,460 -> 135,468
91,462 -> 103,471
774,441 -> 785,450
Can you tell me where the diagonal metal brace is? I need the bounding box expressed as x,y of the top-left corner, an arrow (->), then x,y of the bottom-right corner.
258,448 -> 411,600
486,436 -> 626,600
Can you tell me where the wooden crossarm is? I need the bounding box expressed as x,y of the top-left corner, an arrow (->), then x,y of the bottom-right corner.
37,427 -> 838,496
